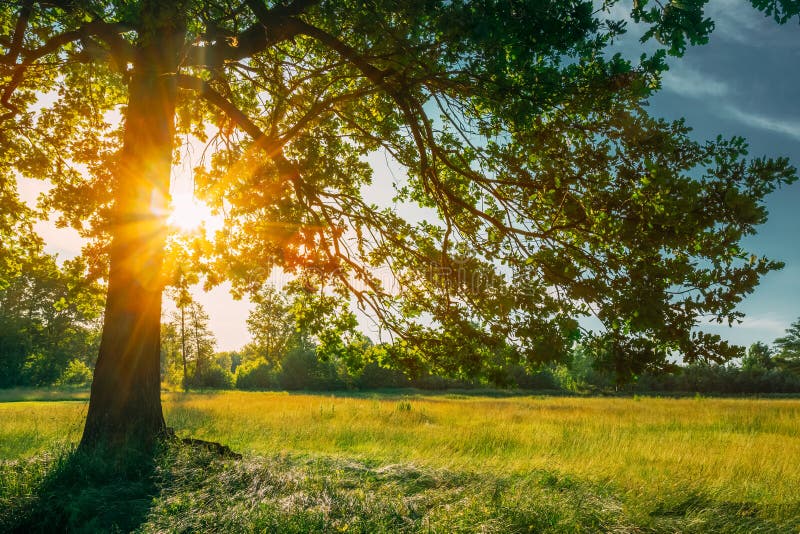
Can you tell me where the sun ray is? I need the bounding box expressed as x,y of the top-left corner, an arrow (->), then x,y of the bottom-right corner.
167,193 -> 223,233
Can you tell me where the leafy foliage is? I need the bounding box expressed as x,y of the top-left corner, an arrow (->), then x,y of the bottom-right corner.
246,284 -> 294,365
0,0 -> 796,390
54,358 -> 93,387
741,341 -> 775,372
749,0 -> 800,23
0,253 -> 103,387
774,318 -> 800,375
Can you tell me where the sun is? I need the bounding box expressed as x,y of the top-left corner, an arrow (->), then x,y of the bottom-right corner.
167,193 -> 223,233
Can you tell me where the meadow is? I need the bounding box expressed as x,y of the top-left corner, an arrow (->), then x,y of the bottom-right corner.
2,390 -> 799,532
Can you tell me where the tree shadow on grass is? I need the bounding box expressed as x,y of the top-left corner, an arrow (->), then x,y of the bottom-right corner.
0,445 -> 161,533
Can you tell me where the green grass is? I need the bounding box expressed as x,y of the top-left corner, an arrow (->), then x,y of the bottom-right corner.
2,390 -> 799,532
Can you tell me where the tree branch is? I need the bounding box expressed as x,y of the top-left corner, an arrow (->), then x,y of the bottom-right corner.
1,27 -> 81,119
288,18 -> 391,85
177,72 -> 375,157
184,1 -> 319,68
83,21 -> 135,67
6,1 -> 34,63
1,19 -> 134,120
176,74 -> 270,141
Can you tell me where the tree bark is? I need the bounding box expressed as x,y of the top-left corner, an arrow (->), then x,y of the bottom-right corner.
80,2 -> 186,450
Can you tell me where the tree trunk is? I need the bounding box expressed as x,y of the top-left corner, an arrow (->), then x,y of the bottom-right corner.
181,303 -> 188,390
80,2 -> 186,450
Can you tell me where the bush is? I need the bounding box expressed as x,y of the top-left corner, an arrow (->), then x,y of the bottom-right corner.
186,364 -> 234,389
278,347 -> 346,390
55,359 -> 93,388
235,361 -> 278,390
410,374 -> 476,390
21,351 -> 64,387
356,363 -> 411,389
507,365 -> 559,390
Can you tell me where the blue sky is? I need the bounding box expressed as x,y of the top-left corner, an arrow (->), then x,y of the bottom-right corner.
20,1 -> 800,351
634,1 -> 800,346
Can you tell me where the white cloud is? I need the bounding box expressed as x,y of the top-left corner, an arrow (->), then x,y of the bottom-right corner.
706,0 -> 798,47
699,313 -> 788,332
698,314 -> 789,347
662,65 -> 730,98
706,0 -> 765,43
724,106 -> 800,141
735,316 -> 789,334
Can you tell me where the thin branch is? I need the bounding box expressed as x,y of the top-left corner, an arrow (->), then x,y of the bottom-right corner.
176,73 -> 276,148
288,19 -> 392,85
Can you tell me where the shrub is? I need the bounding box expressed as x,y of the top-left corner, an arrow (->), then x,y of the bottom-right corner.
235,361 -> 278,390
186,364 -> 234,389
21,351 -> 63,387
55,359 -> 93,388
507,365 -> 560,390
278,347 -> 345,390
356,363 -> 411,389
410,374 -> 476,390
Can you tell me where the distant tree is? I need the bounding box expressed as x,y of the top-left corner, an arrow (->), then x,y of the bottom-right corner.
277,344 -> 344,391
247,279 -> 365,376
188,301 -> 216,382
160,321 -> 182,385
166,268 -> 196,389
774,319 -> 800,375
1,1 -> 796,448
246,285 -> 293,365
163,287 -> 218,388
741,342 -> 774,371
214,350 -> 242,374
55,358 -> 94,388
235,358 -> 277,390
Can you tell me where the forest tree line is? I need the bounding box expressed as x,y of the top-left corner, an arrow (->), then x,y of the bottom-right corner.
2,256 -> 800,394
0,252 -> 103,387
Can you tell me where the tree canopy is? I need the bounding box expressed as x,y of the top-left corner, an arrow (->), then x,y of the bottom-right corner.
1,0 -> 797,444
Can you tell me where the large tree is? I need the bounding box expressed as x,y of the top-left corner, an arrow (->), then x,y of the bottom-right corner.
1,0 -> 797,448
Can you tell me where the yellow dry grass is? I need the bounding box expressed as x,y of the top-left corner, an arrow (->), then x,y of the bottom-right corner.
2,391 -> 798,506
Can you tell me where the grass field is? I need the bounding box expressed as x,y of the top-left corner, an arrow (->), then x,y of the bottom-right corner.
2,390 -> 799,532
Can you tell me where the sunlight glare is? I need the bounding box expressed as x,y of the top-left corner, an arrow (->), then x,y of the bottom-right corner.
167,193 -> 224,233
